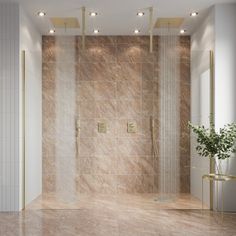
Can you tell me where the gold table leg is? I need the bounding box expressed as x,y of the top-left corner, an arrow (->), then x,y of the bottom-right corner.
202,178 -> 204,212
221,182 -> 224,218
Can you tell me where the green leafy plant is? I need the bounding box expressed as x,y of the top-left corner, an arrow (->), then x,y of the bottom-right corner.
189,122 -> 236,160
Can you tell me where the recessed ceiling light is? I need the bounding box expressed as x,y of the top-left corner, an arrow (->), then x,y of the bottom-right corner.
93,29 -> 99,34
89,12 -> 98,17
190,12 -> 198,17
137,12 -> 145,17
37,11 -> 46,17
180,29 -> 186,34
49,29 -> 55,34
134,29 -> 140,34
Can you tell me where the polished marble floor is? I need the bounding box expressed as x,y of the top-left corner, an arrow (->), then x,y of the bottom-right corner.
26,193 -> 204,210
1,194 -> 236,236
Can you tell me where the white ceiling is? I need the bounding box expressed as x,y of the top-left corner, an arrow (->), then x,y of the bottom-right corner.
2,0 -> 236,35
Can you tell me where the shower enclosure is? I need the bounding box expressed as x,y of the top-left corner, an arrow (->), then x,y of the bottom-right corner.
40,34 -> 190,206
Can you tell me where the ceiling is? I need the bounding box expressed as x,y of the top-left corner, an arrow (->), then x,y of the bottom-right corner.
2,0 -> 236,35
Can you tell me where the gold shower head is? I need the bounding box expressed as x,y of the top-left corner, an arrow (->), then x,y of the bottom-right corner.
50,17 -> 80,28
154,18 -> 184,28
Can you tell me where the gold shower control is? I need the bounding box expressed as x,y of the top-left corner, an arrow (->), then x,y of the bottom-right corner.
98,122 -> 107,133
127,121 -> 137,133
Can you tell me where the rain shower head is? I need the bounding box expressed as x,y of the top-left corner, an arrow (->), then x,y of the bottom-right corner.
154,18 -> 184,28
50,17 -> 80,28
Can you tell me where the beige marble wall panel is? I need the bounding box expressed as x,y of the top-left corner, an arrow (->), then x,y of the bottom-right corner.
117,175 -> 153,193
77,81 -> 95,100
116,156 -> 154,175
79,63 -> 118,82
179,36 -> 191,193
77,174 -> 117,194
80,156 -> 117,175
94,81 -> 116,100
42,36 -> 190,195
42,37 -> 56,194
80,45 -> 117,63
116,63 -> 141,82
95,100 -> 117,118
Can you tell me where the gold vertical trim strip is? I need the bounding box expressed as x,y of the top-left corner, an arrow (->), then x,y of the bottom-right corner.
82,6 -> 86,50
209,50 -> 215,210
21,50 -> 26,210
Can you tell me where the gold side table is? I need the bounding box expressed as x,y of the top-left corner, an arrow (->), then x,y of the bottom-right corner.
202,173 -> 236,212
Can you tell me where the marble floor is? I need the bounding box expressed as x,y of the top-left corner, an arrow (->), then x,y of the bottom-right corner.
26,193 -> 203,210
1,194 -> 236,236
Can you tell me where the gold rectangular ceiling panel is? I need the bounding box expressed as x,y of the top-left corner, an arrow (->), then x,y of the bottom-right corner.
50,17 -> 80,28
155,18 -> 184,28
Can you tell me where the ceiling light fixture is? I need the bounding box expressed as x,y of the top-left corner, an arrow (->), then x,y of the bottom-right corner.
49,29 -> 55,34
93,29 -> 99,34
89,12 -> 98,17
134,29 -> 140,34
37,11 -> 46,17
180,29 -> 186,34
190,12 -> 198,17
137,12 -> 145,17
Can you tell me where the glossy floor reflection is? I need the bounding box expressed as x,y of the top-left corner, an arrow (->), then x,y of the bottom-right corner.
1,194 -> 236,236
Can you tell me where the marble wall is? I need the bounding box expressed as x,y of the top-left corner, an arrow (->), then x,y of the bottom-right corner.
42,36 -> 190,195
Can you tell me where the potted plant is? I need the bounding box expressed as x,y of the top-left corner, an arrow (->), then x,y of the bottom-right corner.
189,121 -> 236,175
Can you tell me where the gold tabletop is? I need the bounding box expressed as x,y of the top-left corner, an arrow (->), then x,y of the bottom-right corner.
202,173 -> 236,212
202,173 -> 236,182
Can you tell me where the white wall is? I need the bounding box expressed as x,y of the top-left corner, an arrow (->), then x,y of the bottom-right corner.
191,3 -> 236,211
0,2 -> 42,211
191,7 -> 215,207
20,7 -> 42,207
214,3 -> 236,211
0,2 -> 20,211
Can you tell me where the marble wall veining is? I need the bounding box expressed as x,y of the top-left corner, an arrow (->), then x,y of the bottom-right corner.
42,36 -> 190,195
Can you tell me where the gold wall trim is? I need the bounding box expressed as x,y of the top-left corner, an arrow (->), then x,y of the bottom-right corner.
209,50 -> 215,210
21,50 -> 26,210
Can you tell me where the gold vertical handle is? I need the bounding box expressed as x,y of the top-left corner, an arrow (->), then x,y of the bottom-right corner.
209,50 -> 215,126
21,50 -> 26,210
209,50 -> 215,210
